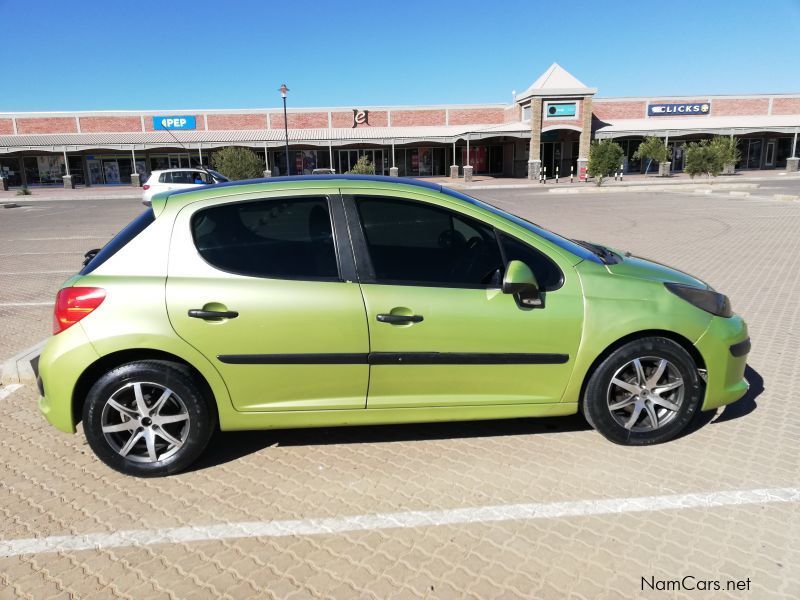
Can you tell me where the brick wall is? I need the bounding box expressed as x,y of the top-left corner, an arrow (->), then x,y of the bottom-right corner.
16,117 -> 77,134
592,100 -> 646,120
270,112 -> 329,129
206,114 -> 266,130
330,110 -> 389,128
0,119 -> 13,134
541,119 -> 583,131
504,105 -> 520,122
712,98 -> 769,116
448,108 -> 504,125
390,109 -> 446,127
79,116 -> 142,133
772,98 -> 800,115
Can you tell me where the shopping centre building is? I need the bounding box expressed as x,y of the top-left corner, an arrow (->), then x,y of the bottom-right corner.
1,64 -> 798,187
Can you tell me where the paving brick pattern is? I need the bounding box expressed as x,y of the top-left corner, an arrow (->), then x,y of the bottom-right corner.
1,188 -> 799,598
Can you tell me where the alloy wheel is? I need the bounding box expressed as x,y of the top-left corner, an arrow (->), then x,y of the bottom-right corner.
606,356 -> 685,432
100,381 -> 191,463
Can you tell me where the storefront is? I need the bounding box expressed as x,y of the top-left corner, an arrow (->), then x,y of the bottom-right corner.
1,64 -> 798,186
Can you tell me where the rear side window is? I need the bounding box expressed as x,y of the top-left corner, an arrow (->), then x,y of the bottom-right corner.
191,197 -> 339,280
171,171 -> 197,184
80,209 -> 155,275
158,172 -> 171,184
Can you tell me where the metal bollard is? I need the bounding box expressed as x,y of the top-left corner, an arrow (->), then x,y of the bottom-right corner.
570,165 -> 574,183
619,163 -> 624,182
543,166 -> 547,184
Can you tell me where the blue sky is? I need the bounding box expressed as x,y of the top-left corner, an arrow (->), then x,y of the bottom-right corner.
1,0 -> 799,111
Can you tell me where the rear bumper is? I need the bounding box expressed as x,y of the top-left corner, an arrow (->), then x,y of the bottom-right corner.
38,324 -> 100,433
695,315 -> 750,411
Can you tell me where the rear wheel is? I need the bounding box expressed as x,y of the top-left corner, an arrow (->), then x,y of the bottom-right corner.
583,337 -> 702,445
83,361 -> 216,476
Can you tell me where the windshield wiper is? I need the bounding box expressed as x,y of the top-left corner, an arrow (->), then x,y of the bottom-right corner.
572,240 -> 621,264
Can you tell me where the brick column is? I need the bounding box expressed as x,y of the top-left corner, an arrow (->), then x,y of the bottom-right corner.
577,96 -> 593,176
527,98 -> 542,180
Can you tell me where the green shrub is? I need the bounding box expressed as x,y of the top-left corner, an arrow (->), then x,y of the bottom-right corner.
587,140 -> 624,186
16,186 -> 31,196
632,136 -> 671,175
346,155 -> 375,175
709,136 -> 741,167
684,140 -> 720,179
210,147 -> 264,180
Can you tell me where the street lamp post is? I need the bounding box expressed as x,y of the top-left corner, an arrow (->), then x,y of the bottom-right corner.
280,83 -> 290,176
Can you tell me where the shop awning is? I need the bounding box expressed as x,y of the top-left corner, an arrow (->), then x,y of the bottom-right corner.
594,114 -> 800,138
0,122 -> 531,153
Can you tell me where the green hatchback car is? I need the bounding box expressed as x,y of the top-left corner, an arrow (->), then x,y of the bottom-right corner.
38,175 -> 750,476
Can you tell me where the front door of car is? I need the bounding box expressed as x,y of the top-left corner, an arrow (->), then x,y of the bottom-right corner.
342,190 -> 583,409
166,190 -> 369,411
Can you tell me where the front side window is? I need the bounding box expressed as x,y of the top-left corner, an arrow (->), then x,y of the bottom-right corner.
356,197 -> 503,287
499,233 -> 563,291
191,197 -> 338,280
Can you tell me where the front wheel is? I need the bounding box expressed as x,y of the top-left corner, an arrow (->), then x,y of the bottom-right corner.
83,360 -> 216,476
583,337 -> 703,445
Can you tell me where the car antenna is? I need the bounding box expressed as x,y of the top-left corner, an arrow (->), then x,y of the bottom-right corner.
162,127 -> 213,178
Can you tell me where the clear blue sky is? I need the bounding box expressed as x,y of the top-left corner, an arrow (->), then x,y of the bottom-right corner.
1,0 -> 799,111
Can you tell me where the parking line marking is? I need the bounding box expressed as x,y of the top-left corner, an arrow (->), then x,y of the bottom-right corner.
0,384 -> 23,401
0,302 -> 52,307
1,487 -> 797,557
0,270 -> 75,275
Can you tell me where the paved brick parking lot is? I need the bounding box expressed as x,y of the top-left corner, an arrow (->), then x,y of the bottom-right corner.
1,184 -> 799,598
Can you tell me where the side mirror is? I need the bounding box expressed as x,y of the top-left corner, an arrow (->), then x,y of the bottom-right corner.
502,260 -> 539,294
502,260 -> 542,307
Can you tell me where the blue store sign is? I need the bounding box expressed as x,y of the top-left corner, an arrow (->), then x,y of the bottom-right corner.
153,115 -> 197,130
546,103 -> 577,117
648,103 -> 710,117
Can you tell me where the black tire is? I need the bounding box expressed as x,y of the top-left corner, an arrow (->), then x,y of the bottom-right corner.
82,360 -> 217,477
583,337 -> 702,445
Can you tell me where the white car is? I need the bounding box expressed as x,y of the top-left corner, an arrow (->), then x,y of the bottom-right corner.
142,168 -> 228,206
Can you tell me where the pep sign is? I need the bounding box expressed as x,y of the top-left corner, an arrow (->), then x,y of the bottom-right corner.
153,116 -> 197,130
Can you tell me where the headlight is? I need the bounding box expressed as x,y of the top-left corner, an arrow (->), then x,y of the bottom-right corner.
664,282 -> 733,318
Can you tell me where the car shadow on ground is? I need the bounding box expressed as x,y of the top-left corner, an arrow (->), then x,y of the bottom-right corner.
191,366 -> 764,472
684,365 -> 763,434
191,411 -> 592,473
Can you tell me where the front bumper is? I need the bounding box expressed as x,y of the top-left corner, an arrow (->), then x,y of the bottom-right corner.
694,315 -> 750,411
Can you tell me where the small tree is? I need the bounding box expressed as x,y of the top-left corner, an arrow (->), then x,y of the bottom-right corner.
210,146 -> 264,180
684,139 -> 725,179
709,136 -> 740,169
346,155 -> 375,175
587,140 -> 624,186
632,136 -> 671,176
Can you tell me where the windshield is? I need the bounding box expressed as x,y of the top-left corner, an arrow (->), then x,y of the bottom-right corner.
441,188 -> 603,264
207,169 -> 229,182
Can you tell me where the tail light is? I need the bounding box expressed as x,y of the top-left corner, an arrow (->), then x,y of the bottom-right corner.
143,184 -> 150,190
53,287 -> 106,334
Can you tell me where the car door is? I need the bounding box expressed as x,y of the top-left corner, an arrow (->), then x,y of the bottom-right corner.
166,189 -> 369,411
342,188 -> 584,409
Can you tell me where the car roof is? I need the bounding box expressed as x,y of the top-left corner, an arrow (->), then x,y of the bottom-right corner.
150,168 -> 206,175
169,174 -> 443,195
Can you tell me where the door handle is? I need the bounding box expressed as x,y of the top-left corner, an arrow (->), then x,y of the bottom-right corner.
376,314 -> 423,325
188,309 -> 239,320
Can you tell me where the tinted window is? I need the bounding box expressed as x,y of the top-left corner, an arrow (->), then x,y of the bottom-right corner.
499,233 -> 563,291
172,171 -> 200,184
158,172 -> 171,184
356,197 -> 502,287
192,197 -> 338,280
81,209 -> 155,275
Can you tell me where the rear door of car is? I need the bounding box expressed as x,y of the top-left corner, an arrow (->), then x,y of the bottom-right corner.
166,189 -> 370,411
